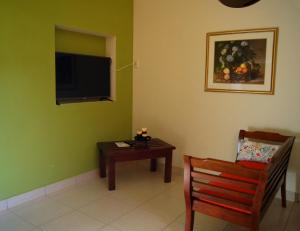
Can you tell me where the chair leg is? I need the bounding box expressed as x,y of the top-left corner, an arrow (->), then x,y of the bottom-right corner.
185,209 -> 195,231
281,175 -> 287,208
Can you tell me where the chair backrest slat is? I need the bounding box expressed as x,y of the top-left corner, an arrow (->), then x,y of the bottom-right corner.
191,158 -> 260,179
191,171 -> 257,190
192,181 -> 254,205
239,130 -> 289,142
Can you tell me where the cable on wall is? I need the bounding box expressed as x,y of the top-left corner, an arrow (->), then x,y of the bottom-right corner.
116,61 -> 138,72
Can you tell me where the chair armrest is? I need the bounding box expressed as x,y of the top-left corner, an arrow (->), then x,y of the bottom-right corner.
190,157 -> 261,179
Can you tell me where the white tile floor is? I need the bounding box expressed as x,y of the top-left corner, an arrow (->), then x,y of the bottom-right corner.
0,162 -> 299,231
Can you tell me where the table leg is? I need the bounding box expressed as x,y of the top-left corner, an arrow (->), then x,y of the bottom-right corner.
150,158 -> 157,172
99,150 -> 106,178
108,158 -> 116,190
164,151 -> 173,182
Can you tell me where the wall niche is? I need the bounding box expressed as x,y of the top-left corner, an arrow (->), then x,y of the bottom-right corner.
55,25 -> 116,101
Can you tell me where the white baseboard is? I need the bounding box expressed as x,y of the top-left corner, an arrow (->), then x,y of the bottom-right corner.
0,165 -> 298,213
0,169 -> 99,211
7,188 -> 45,209
275,190 -> 298,202
75,169 -> 99,184
0,200 -> 7,212
296,193 -> 300,202
45,177 -> 76,195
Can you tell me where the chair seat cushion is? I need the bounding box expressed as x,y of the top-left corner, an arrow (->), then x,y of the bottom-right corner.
237,140 -> 280,163
237,160 -> 267,170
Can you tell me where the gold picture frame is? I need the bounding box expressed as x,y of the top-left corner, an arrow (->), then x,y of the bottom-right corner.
205,27 -> 278,94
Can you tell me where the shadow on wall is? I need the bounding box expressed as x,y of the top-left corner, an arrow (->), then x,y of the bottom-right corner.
248,126 -> 300,198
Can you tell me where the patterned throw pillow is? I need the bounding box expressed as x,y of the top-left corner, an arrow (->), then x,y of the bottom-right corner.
237,140 -> 280,163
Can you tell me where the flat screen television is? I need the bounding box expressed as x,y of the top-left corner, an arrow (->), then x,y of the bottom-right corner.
55,52 -> 111,104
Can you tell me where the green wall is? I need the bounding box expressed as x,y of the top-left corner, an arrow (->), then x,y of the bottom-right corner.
55,28 -> 106,56
0,0 -> 133,200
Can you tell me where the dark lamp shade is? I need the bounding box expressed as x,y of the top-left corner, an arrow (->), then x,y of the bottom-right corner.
219,0 -> 261,8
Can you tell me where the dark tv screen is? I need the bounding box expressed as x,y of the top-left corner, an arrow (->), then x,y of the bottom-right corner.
55,52 -> 111,103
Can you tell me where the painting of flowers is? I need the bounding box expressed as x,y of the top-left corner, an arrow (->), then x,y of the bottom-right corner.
205,28 -> 278,94
214,39 -> 266,84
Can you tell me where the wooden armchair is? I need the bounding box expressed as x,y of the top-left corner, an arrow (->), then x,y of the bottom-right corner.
184,130 -> 295,231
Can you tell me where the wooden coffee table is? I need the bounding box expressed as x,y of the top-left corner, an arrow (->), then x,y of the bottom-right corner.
97,138 -> 176,190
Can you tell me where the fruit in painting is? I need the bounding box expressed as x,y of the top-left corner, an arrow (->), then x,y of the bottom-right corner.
224,74 -> 230,80
223,68 -> 230,74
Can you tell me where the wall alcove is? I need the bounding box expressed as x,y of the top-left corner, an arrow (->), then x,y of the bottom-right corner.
55,25 -> 117,102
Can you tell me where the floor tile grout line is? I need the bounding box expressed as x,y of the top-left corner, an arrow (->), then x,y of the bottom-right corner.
98,178 -> 183,226
1,172 -> 184,230
161,211 -> 185,230
222,222 -> 231,231
2,171 -> 297,231
220,201 -> 297,231
70,181 -> 183,228
282,201 -> 297,231
39,176 -> 183,227
44,186 -> 111,211
97,223 -> 121,231
38,194 -> 115,227
36,210 -> 81,229
9,196 -> 84,229
105,185 -> 180,224
8,208 -> 40,229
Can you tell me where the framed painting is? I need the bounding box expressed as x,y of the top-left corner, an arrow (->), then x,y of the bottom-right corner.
205,27 -> 278,94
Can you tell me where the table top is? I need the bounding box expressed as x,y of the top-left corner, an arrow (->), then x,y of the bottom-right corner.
97,138 -> 175,154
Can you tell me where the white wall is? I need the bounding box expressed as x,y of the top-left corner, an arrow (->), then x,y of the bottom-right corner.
133,0 -> 300,194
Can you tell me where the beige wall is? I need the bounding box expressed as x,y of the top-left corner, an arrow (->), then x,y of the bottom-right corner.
133,0 -> 300,193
